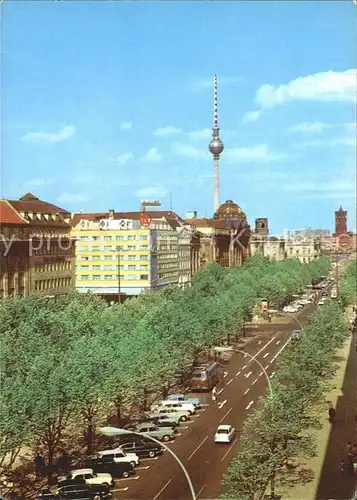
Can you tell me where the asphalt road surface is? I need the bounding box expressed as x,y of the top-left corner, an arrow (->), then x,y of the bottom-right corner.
111,301 -> 320,500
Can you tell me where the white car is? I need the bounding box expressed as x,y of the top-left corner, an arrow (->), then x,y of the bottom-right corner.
97,448 -> 140,467
283,306 -> 299,313
214,425 -> 236,444
69,468 -> 114,487
153,401 -> 196,415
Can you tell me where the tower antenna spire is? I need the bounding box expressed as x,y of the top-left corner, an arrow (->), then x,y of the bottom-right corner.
209,74 -> 224,213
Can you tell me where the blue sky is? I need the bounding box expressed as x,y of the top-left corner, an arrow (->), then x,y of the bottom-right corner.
2,1 -> 356,235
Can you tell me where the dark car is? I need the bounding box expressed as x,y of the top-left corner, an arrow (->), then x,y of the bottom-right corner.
37,489 -> 58,500
86,458 -> 135,479
118,440 -> 163,458
56,479 -> 112,500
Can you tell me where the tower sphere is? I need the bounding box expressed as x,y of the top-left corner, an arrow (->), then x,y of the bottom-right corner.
209,137 -> 224,156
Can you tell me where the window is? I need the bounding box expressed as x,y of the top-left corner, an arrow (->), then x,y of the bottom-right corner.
104,275 -> 112,280
127,245 -> 136,250
103,265 -> 113,270
127,235 -> 135,240
104,236 -> 112,241
92,275 -> 101,280
140,255 -> 148,260
92,265 -> 100,270
128,255 -> 135,260
128,265 -> 136,269
104,245 -> 112,250
140,265 -> 148,270
104,255 -> 113,260
92,255 -> 100,260
79,275 -> 87,280
116,235 -> 124,240
140,274 -> 149,280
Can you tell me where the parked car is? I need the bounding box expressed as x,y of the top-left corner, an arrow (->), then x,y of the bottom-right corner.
63,469 -> 114,489
118,440 -> 163,458
214,425 -> 236,444
86,458 -> 135,479
55,478 -> 112,499
36,489 -> 58,500
144,412 -> 181,427
154,401 -> 196,415
165,394 -> 201,408
283,306 -> 299,313
96,448 -> 139,468
132,422 -> 176,442
148,406 -> 191,422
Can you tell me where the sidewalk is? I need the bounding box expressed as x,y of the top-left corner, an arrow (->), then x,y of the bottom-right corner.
276,332 -> 355,500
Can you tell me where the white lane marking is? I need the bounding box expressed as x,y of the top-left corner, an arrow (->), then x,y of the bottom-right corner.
217,388 -> 224,395
252,378 -> 258,385
244,371 -> 252,378
244,388 -> 250,395
136,466 -> 150,470
188,436 -> 208,460
221,437 -> 238,462
244,353 -> 247,358
153,479 -> 172,500
242,364 -> 247,369
270,337 -> 291,362
218,399 -> 227,409
219,407 -> 232,423
276,340 -> 281,345
227,378 -> 234,386
119,475 -> 140,481
197,484 -> 206,498
200,403 -> 211,407
112,487 -> 129,492
246,400 -> 254,410
258,340 -> 262,344
265,365 -> 269,370
175,433 -> 182,436
223,371 -> 228,378
181,426 -> 189,430
141,456 -> 159,460
235,370 -> 241,376
263,352 -> 269,359
269,372 -> 276,378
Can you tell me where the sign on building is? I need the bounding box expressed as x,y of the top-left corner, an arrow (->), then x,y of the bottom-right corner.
99,219 -> 133,230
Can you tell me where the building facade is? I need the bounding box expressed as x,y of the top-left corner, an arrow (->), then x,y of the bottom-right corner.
71,210 -> 200,299
1,193 -> 75,299
284,237 -> 321,263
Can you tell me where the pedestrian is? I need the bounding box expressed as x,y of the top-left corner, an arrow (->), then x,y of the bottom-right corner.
348,453 -> 354,475
346,441 -> 353,454
328,405 -> 336,426
340,459 -> 345,473
34,452 -> 45,477
212,386 -> 217,403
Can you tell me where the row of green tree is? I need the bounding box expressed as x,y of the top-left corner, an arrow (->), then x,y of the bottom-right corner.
1,255 -> 330,473
340,259 -> 357,308
221,301 -> 349,500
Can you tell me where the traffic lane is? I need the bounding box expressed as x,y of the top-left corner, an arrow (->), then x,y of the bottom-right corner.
155,337 -> 291,500
119,335 -> 282,499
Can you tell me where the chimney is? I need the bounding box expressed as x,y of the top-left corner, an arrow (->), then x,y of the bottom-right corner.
108,209 -> 115,219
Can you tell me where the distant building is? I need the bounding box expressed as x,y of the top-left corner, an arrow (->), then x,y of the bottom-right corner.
0,193 -> 75,299
284,228 -> 330,239
334,206 -> 348,237
285,236 -> 321,263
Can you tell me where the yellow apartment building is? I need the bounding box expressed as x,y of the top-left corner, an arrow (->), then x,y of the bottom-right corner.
71,209 -> 189,300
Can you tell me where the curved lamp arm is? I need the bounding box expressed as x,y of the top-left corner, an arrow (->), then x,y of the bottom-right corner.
100,427 -> 196,500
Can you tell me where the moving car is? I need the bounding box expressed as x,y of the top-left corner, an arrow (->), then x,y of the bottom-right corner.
165,394 -> 201,408
86,458 -> 135,479
118,440 -> 163,458
96,448 -> 140,467
214,425 -> 236,444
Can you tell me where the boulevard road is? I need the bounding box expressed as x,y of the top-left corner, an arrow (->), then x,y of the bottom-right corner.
111,301 -> 319,500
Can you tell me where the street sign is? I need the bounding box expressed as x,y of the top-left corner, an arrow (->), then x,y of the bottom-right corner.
139,212 -> 152,228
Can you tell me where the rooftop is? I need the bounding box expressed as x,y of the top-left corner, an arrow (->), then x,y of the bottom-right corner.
0,200 -> 28,225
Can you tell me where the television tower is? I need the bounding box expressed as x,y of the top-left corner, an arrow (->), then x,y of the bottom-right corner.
209,74 -> 224,213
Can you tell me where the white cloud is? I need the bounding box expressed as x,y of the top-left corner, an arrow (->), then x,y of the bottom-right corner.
106,152 -> 134,165
192,76 -> 241,89
21,125 -> 76,143
154,126 -> 182,137
225,144 -> 285,163
141,147 -> 162,163
288,122 -> 330,134
186,128 -> 212,140
171,142 -> 206,159
23,178 -> 55,188
57,192 -> 88,204
135,186 -> 169,198
255,69 -> 357,109
293,136 -> 355,149
242,110 -> 261,123
120,121 -> 132,130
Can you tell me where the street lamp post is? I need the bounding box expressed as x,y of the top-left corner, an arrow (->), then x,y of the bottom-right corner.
100,427 -> 196,500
